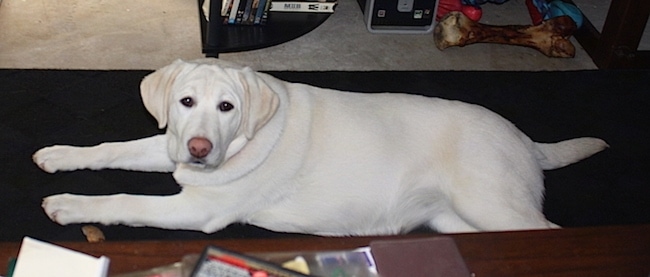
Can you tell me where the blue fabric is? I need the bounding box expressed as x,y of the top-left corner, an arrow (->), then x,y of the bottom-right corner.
530,0 -> 583,27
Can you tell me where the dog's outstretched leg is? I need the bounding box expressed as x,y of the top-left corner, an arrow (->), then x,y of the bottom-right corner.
42,189 -> 233,233
33,135 -> 175,173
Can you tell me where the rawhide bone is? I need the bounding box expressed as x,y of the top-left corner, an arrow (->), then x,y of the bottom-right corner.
434,11 -> 577,58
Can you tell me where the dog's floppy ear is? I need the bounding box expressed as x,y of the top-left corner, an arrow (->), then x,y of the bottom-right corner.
140,59 -> 189,129
238,67 -> 280,139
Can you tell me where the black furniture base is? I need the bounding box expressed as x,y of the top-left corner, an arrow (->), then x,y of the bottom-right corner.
571,0 -> 649,69
199,0 -> 332,56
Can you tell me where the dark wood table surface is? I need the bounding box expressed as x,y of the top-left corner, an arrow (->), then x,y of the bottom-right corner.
1,224 -> 648,276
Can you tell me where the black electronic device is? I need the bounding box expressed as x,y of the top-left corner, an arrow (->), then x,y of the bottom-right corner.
357,0 -> 437,33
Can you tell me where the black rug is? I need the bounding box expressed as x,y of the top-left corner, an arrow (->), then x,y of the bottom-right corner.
1,69 -> 648,242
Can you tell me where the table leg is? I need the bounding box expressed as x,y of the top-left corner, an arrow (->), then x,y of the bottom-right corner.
573,0 -> 650,68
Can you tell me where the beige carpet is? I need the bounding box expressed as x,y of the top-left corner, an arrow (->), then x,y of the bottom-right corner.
0,0 -> 632,71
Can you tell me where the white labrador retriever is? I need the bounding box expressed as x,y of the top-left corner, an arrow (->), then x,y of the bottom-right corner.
34,59 -> 607,235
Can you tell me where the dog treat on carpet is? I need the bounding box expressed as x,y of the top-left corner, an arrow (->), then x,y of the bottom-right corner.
281,256 -> 310,274
434,11 -> 577,58
81,225 -> 105,243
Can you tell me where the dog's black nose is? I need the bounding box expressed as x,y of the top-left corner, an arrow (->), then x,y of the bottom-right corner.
188,137 -> 212,158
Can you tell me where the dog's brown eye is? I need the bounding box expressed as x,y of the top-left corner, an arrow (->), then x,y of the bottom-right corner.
218,101 -> 234,112
180,97 -> 194,107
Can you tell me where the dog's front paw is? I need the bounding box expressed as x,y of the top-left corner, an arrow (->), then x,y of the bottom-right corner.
42,194 -> 88,225
33,145 -> 85,173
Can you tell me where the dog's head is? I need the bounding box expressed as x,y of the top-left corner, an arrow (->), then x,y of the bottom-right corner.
140,59 -> 279,168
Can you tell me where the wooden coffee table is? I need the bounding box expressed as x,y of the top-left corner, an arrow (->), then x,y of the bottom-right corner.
1,224 -> 648,276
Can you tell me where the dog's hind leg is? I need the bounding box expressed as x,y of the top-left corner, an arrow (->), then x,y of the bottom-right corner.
427,210 -> 479,233
427,202 -> 557,233
449,189 -> 559,232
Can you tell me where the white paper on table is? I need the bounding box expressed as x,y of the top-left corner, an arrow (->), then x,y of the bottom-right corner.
13,237 -> 110,277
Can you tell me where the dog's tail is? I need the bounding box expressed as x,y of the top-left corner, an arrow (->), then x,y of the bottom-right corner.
535,137 -> 608,170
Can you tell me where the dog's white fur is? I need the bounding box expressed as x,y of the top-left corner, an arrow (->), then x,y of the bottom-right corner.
33,59 -> 607,235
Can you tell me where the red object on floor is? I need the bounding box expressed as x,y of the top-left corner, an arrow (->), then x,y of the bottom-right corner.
525,0 -> 544,24
461,5 -> 483,21
437,0 -> 462,21
437,0 -> 483,21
